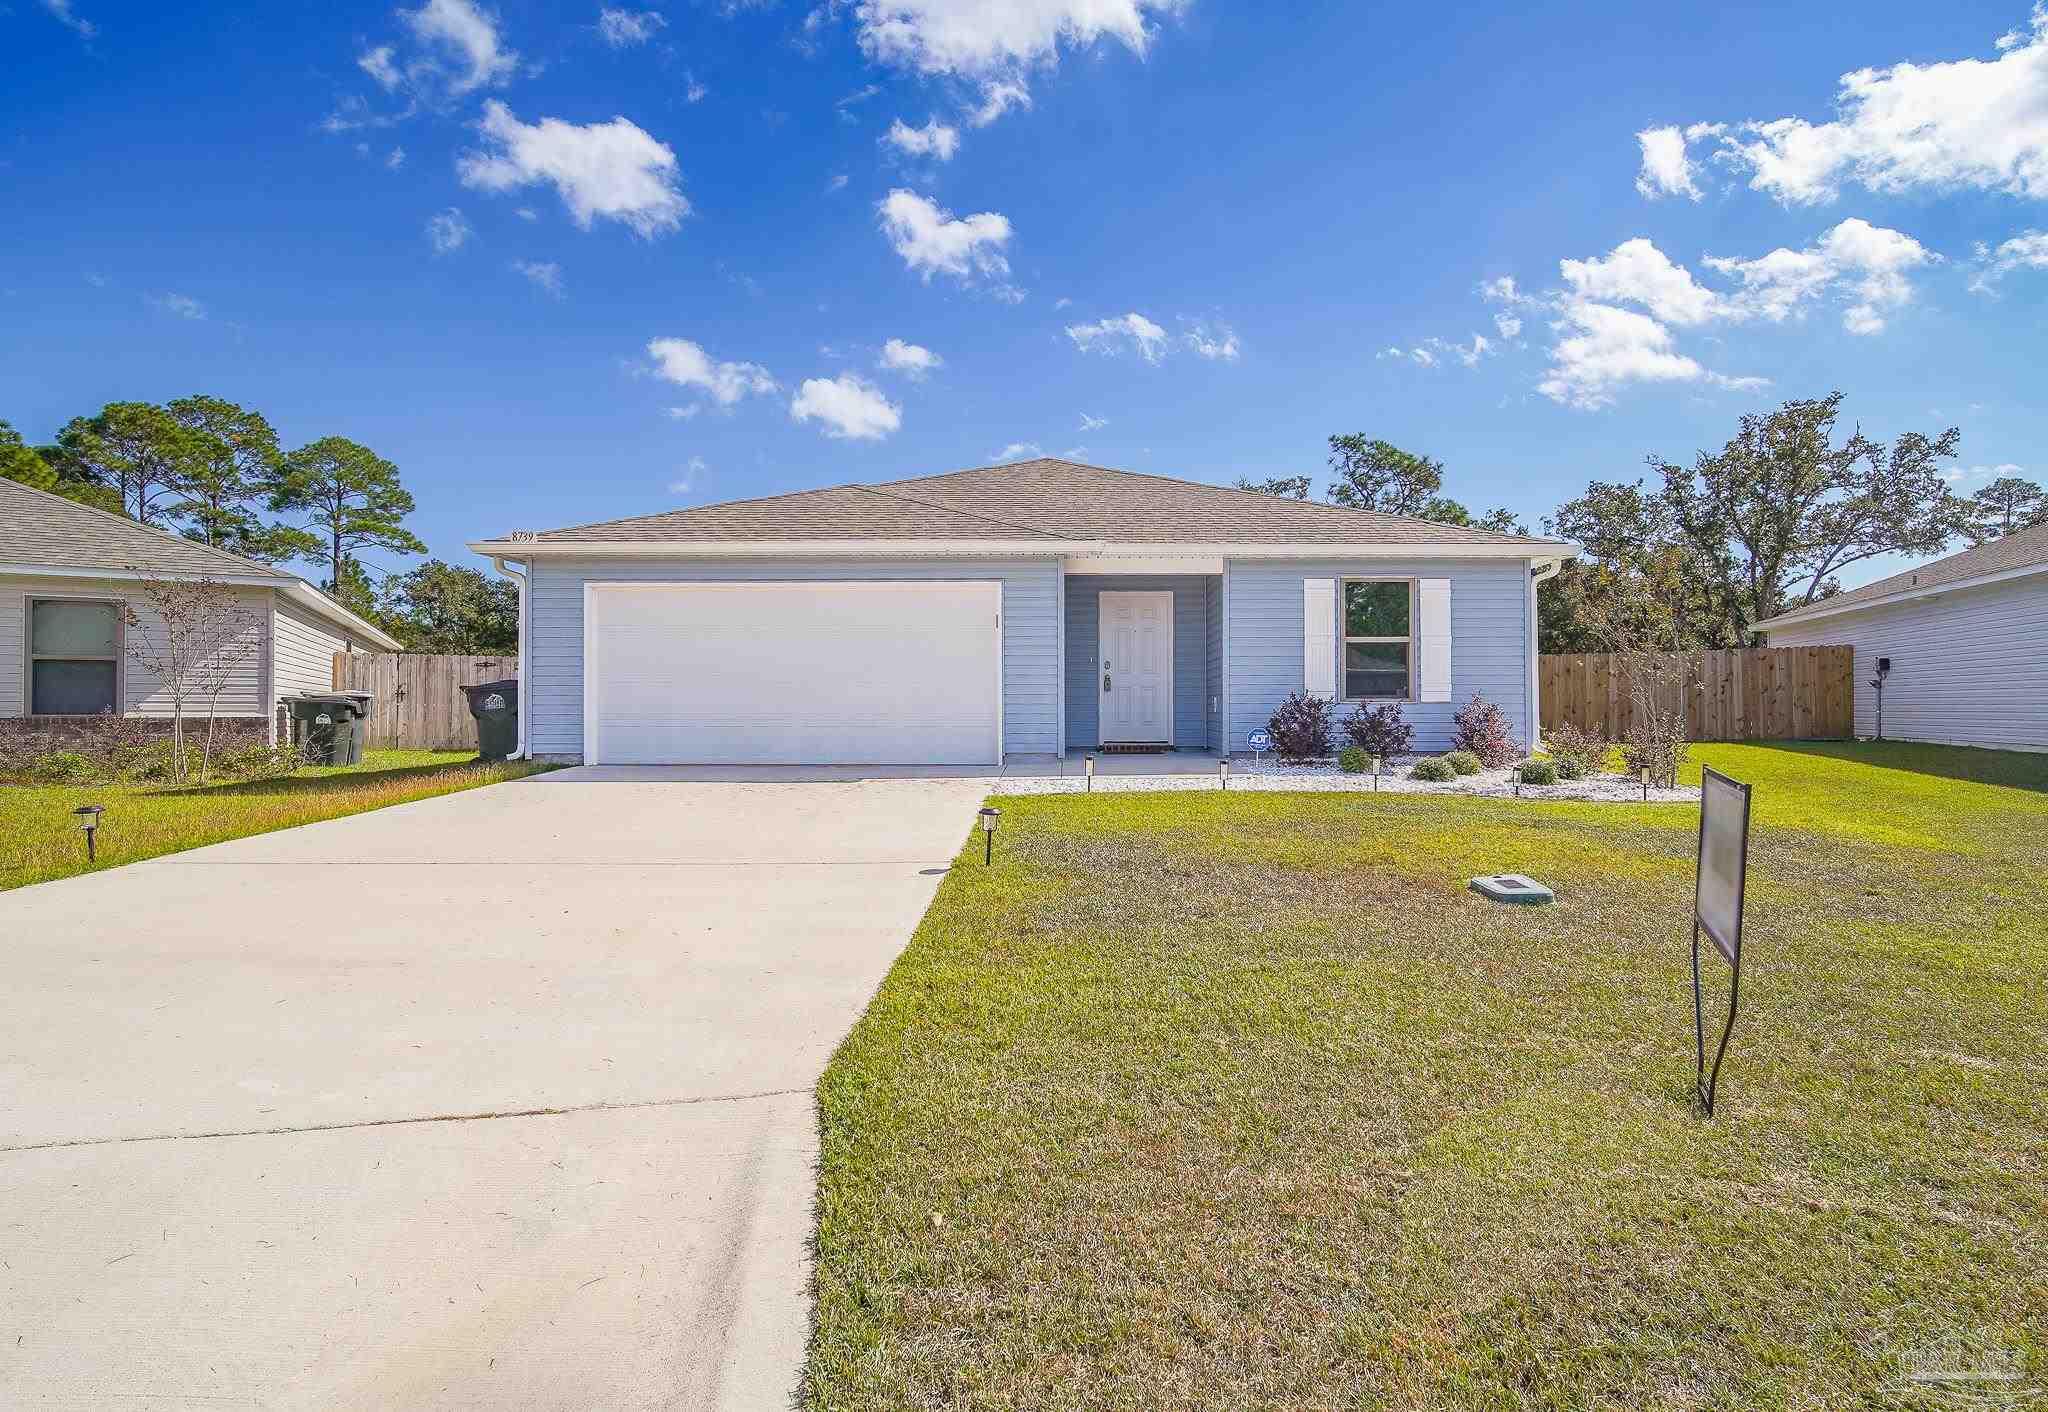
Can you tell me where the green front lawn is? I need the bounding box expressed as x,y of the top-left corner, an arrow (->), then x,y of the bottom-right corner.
808,743 -> 2048,1409
1,749 -> 554,891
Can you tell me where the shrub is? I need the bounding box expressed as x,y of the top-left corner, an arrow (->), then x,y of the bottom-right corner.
1341,702 -> 1413,759
214,742 -> 304,780
1545,721 -> 1608,778
1411,755 -> 1456,782
1519,759 -> 1558,786
26,750 -> 101,784
1450,694 -> 1518,768
1266,691 -> 1337,762
1443,749 -> 1482,776
1338,745 -> 1369,774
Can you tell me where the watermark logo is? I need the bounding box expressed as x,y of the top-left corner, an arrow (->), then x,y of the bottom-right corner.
1889,1337 -> 2040,1409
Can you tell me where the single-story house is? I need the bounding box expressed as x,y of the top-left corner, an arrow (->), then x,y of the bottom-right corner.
1,477 -> 401,747
1756,520 -> 2048,752
468,458 -> 1574,766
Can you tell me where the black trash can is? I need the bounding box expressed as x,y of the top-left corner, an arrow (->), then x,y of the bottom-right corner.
289,692 -> 372,766
461,678 -> 519,761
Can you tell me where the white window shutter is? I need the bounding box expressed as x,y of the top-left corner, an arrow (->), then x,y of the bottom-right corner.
1302,578 -> 1336,699
1418,578 -> 1452,702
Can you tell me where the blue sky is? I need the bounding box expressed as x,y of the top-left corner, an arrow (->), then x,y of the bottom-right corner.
5,0 -> 2045,588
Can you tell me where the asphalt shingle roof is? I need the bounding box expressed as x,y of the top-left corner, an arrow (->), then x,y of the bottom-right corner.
0,477 -> 295,579
508,458 -> 1570,548
1759,519 -> 2048,626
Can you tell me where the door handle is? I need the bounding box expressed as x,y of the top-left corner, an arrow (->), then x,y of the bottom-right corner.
1103,673 -> 1112,692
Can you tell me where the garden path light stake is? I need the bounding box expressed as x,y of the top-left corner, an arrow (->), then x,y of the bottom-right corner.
979,806 -> 1000,865
73,804 -> 104,863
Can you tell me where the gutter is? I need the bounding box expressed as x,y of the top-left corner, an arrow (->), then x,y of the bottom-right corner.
1528,558 -> 1563,751
489,556 -> 530,759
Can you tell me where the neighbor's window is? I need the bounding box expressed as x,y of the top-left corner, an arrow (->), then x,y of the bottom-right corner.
29,598 -> 119,715
1342,579 -> 1413,700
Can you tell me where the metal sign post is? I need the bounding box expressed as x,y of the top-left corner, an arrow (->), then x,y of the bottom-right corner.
1691,767 -> 1753,1117
1247,729 -> 1270,768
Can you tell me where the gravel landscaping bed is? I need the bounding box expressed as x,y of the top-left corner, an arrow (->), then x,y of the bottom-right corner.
1000,756 -> 1701,802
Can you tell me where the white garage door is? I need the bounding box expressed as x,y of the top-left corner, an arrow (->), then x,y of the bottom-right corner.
584,581 -> 1002,765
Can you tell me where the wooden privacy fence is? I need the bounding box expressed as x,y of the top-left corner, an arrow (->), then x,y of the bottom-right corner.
331,652 -> 518,750
1540,646 -> 1853,742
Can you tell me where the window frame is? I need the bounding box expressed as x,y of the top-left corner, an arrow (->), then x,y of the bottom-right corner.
1340,576 -> 1417,703
25,594 -> 124,717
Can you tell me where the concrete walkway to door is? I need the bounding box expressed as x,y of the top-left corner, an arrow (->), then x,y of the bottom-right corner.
0,766 -> 992,1410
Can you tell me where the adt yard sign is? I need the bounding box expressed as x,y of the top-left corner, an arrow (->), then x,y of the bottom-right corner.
1691,767 -> 1754,1117
1247,729 -> 1271,755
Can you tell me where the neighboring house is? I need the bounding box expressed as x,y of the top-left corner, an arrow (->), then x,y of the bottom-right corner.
1756,521 -> 2048,752
468,458 -> 1574,766
1,477 -> 401,743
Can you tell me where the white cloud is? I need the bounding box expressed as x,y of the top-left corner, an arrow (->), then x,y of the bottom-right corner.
597,8 -> 666,46
458,101 -> 688,237
791,374 -> 902,440
42,0 -> 95,38
685,72 -> 708,102
1970,228 -> 2048,291
664,404 -> 700,419
511,259 -> 563,295
876,188 -> 1013,284
386,145 -> 407,169
669,455 -> 708,495
854,0 -> 1184,77
1704,217 -> 1937,334
426,207 -> 472,253
148,293 -> 206,320
967,78 -> 1031,126
400,0 -> 519,94
1562,238 -> 1726,326
645,337 -> 777,406
991,440 -> 1042,462
1184,321 -> 1240,360
1680,8 -> 2048,203
878,337 -> 942,377
1537,302 -> 1711,410
1634,124 -> 1703,199
1065,311 -> 1168,362
1078,412 -> 1107,430
1493,312 -> 1522,340
826,172 -> 850,192
884,116 -> 961,160
359,44 -> 403,90
838,83 -> 883,109
1378,333 -> 1491,369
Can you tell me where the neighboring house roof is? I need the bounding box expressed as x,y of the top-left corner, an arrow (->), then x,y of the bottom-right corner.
0,477 -> 403,649
474,458 -> 1573,554
1755,521 -> 2048,632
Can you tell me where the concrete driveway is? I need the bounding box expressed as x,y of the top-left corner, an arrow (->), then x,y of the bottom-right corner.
0,767 -> 992,1410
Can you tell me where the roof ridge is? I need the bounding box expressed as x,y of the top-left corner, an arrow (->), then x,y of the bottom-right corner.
851,483 -> 1073,539
0,475 -> 295,579
882,457 -> 1564,546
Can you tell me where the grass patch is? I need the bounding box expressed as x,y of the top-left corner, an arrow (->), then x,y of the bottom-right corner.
0,749 -> 554,890
807,743 -> 2048,1409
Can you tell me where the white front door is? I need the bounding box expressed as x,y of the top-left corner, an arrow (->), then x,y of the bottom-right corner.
1099,590 -> 1173,743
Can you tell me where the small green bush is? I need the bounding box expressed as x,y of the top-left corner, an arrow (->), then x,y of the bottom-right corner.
1553,757 -> 1585,780
1411,756 -> 1456,782
1545,721 -> 1607,778
1443,749 -> 1482,776
1338,746 -> 1368,774
26,750 -> 100,784
1519,759 -> 1558,786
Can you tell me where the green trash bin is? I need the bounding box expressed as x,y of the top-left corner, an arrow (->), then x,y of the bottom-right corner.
289,692 -> 372,765
461,679 -> 519,761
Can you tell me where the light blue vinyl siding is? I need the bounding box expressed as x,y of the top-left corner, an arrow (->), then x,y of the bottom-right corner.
1226,559 -> 1534,754
525,557 -> 1061,759
1205,578 -> 1224,751
1063,575 -> 1214,750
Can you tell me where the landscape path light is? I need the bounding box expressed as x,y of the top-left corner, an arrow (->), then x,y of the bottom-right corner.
1084,753 -> 1095,792
73,804 -> 104,863
979,806 -> 1001,865
1641,766 -> 1651,802
1219,757 -> 1229,790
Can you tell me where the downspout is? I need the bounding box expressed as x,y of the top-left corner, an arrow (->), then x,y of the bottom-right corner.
1528,558 -> 1562,751
490,556 -> 530,759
